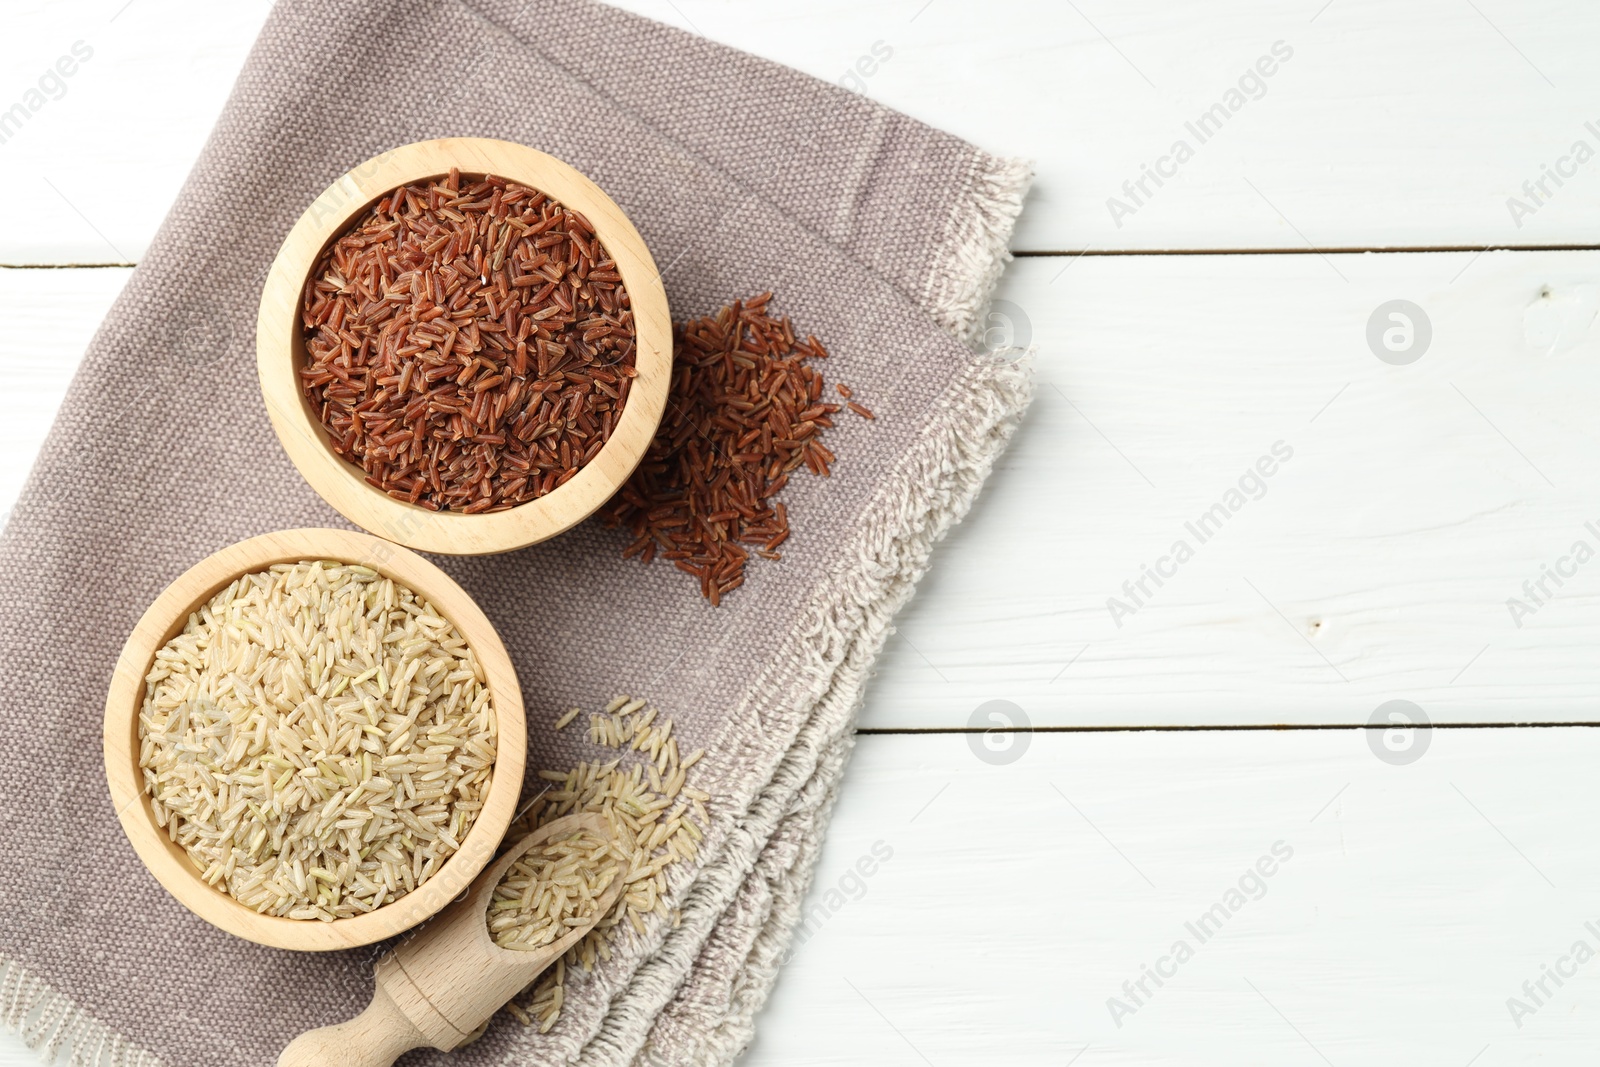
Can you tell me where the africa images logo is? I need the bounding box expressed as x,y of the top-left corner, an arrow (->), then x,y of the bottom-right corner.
1105,41 -> 1294,228
1106,441 -> 1294,627
0,41 -> 94,147
1106,841 -> 1295,1027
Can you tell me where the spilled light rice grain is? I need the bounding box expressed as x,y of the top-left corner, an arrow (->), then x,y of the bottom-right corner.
503,696 -> 708,1032
137,560 -> 496,921
489,829 -> 623,952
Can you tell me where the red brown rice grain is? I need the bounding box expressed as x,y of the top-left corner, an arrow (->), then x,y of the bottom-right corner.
603,294 -> 844,604
300,169 -> 636,513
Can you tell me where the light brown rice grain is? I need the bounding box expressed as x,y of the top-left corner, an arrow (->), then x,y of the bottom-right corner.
137,560 -> 496,920
502,696 -> 707,1032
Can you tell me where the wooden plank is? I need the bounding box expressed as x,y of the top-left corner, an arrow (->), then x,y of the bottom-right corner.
6,251 -> 1600,725
744,730 -> 1600,1065
0,728 -> 1588,1065
5,2 -> 1600,261
867,250 -> 1600,726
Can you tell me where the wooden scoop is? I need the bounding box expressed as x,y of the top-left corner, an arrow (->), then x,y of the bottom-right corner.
278,812 -> 622,1067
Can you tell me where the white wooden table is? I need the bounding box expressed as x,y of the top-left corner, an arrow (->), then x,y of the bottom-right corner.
5,1 -> 1599,1063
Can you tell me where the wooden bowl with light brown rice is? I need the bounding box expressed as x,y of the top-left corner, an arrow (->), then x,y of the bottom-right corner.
102,527 -> 526,952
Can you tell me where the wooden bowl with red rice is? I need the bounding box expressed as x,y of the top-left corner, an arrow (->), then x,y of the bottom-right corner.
256,138 -> 672,556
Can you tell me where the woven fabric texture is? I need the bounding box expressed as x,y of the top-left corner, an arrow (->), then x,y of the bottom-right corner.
0,2 -> 1031,1064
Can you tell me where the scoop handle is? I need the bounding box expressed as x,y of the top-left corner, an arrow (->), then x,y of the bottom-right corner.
276,986 -> 430,1067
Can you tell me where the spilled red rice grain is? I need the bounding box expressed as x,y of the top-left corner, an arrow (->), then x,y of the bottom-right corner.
300,169 -> 636,514
603,293 -> 845,605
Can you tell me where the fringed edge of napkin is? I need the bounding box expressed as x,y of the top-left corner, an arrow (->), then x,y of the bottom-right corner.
558,150 -> 1035,1067
0,962 -> 164,1067
923,152 -> 1034,344
573,342 -> 1034,1067
601,147 -> 1036,1067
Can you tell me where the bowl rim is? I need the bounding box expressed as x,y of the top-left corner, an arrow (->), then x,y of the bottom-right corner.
256,137 -> 672,556
102,527 -> 527,952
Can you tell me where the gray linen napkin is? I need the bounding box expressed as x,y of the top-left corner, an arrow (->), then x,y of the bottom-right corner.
0,2 -> 1030,1064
